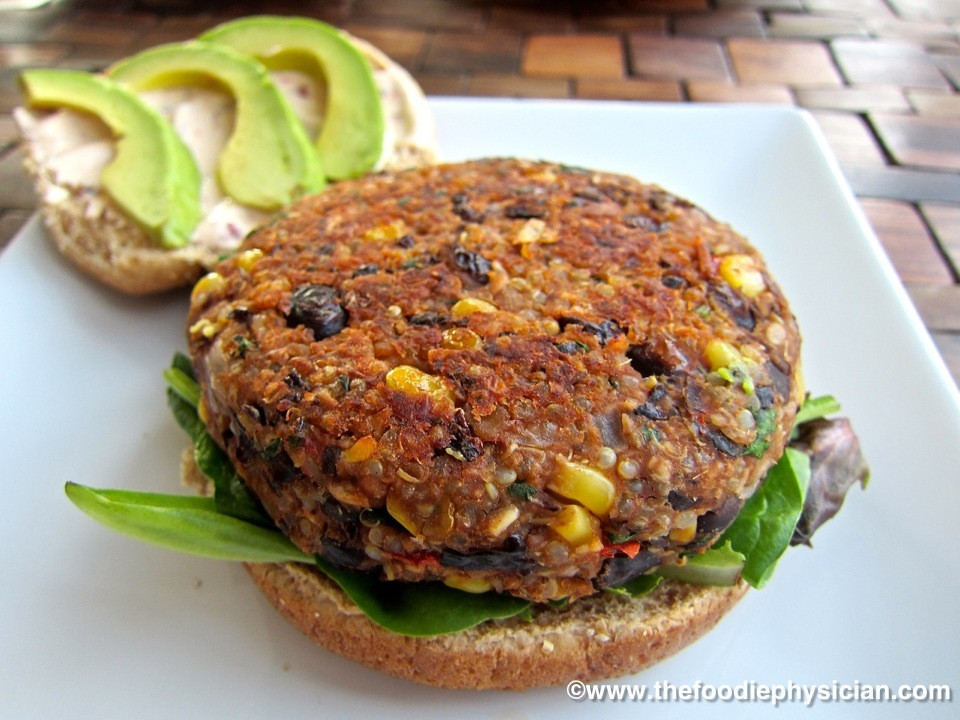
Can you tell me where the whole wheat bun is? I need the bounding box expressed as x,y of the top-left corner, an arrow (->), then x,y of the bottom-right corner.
247,562 -> 747,690
17,34 -> 438,296
181,449 -> 747,690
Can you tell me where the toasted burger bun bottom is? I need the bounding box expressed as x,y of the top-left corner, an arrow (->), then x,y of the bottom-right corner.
182,449 -> 746,690
246,561 -> 747,690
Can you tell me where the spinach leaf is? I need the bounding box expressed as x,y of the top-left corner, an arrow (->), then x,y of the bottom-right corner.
194,431 -> 273,528
65,483 -> 313,564
167,388 -> 205,442
164,356 -> 273,528
170,351 -> 196,380
163,361 -> 200,409
719,447 -> 811,588
314,556 -> 531,637
608,573 -> 662,598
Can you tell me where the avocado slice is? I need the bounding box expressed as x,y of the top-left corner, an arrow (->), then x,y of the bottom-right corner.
200,15 -> 384,180
20,69 -> 201,249
107,41 -> 325,210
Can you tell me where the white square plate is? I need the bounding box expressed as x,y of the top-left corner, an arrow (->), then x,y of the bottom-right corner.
2,99 -> 958,718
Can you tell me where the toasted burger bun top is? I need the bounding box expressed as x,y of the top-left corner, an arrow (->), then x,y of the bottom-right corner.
187,158 -> 803,604
15,33 -> 438,295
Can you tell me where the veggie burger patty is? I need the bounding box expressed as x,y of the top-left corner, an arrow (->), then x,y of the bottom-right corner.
186,158 -> 803,603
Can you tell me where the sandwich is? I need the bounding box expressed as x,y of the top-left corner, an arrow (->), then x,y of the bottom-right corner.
67,157 -> 868,689
15,16 -> 437,295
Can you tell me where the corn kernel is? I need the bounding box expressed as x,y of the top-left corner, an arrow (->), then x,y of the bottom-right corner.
705,339 -> 741,372
188,317 -> 222,339
342,435 -> 377,463
385,365 -> 455,404
442,574 -> 493,594
441,327 -> 483,350
191,272 -> 225,299
363,219 -> 409,242
487,506 -> 520,536
386,492 -> 419,535
719,255 -> 765,298
512,218 -> 557,244
451,298 -> 497,319
543,318 -> 561,336
197,396 -> 210,424
549,504 -> 602,548
548,459 -> 616,516
669,524 -> 697,544
669,512 -> 698,543
236,248 -> 263,273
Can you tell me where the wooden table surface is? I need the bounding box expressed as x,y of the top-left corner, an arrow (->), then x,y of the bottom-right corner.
1,0 -> 957,387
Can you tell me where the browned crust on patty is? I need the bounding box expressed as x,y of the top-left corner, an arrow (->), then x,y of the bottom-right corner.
188,158 -> 803,603
244,560 -> 748,690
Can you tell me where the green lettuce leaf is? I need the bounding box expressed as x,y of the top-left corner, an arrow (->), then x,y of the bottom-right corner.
657,541 -> 745,586
792,394 -> 841,432
719,447 -> 811,588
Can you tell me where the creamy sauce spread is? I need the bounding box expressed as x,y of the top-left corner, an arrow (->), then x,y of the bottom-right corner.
16,63 -> 418,257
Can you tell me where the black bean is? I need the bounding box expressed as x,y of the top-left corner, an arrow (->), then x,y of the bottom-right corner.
321,495 -> 360,528
396,234 -> 415,248
648,383 -> 668,402
696,496 -> 744,538
321,445 -> 341,477
408,311 -> 449,326
558,316 -> 623,345
446,408 -> 483,462
320,538 -> 367,569
710,284 -> 756,331
701,425 -> 745,457
440,548 -> 537,573
228,306 -> 251,322
452,245 -> 492,284
667,490 -> 697,511
265,450 -> 300,490
287,284 -> 348,339
635,383 -> 671,419
595,550 -> 660,588
755,385 -> 775,409
623,214 -> 663,232
448,436 -> 482,461
768,362 -> 791,399
634,403 -> 668,420
649,189 -> 694,211
556,341 -> 588,354
451,193 -> 485,223
574,186 -> 605,203
242,403 -> 266,425
597,183 -> 630,204
661,274 -> 685,289
352,264 -> 379,277
503,202 -> 546,219
626,344 -> 672,377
